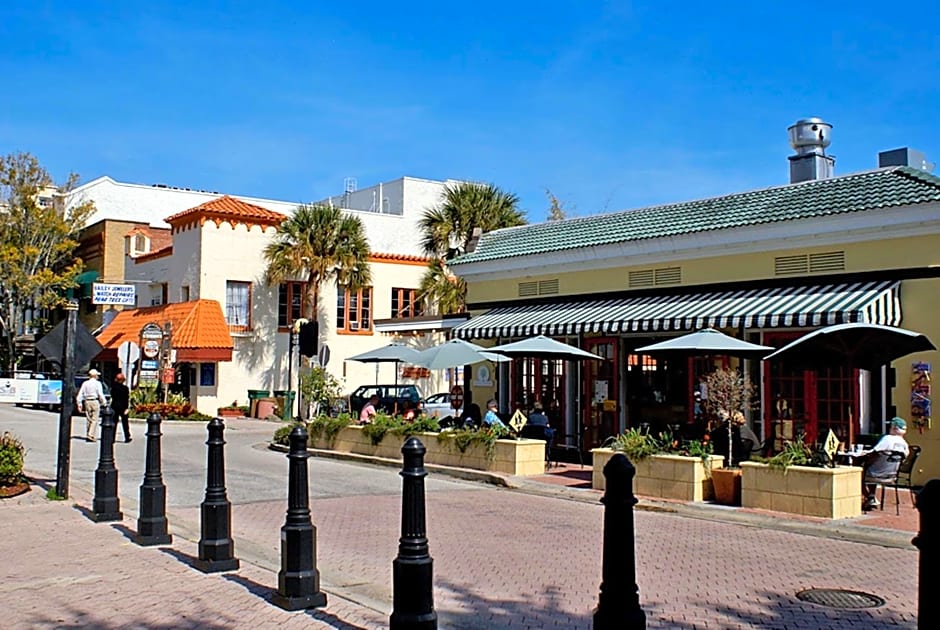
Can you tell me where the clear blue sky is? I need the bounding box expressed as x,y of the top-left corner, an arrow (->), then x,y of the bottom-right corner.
2,1 -> 938,221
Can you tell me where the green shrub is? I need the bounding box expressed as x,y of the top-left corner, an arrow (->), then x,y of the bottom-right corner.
0,432 -> 26,485
273,422 -> 306,446
605,428 -> 714,465
435,425 -> 504,459
308,414 -> 353,446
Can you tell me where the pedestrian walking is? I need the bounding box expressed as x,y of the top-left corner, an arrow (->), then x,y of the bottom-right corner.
111,372 -> 131,443
76,369 -> 107,442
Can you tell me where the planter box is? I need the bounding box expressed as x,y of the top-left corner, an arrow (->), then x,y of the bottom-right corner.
740,461 -> 862,519
310,426 -> 546,476
217,408 -> 243,418
592,448 -> 724,502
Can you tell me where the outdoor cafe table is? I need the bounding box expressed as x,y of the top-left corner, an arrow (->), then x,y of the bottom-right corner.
835,449 -> 872,466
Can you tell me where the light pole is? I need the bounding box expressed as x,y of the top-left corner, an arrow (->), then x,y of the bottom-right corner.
286,318 -> 307,421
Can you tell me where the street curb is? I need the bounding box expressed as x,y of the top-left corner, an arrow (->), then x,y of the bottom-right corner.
266,444 -> 917,551
267,442 -> 515,488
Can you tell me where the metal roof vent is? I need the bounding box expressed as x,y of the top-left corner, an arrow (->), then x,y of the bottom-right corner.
878,147 -> 935,172
787,117 -> 835,183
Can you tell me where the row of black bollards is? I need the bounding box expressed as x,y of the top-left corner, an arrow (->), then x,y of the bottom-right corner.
194,418 -> 239,572
92,407 -> 122,522
136,413 -> 171,546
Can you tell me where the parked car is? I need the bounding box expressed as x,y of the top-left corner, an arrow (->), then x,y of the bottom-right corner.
349,384 -> 421,415
422,392 -> 460,419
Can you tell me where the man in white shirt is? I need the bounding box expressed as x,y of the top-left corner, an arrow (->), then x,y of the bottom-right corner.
76,369 -> 107,442
863,417 -> 910,509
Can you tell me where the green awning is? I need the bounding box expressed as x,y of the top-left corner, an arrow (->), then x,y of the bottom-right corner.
75,270 -> 100,285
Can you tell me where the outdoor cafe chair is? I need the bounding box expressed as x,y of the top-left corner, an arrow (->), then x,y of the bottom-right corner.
863,450 -> 906,514
550,424 -> 585,469
882,445 -> 922,515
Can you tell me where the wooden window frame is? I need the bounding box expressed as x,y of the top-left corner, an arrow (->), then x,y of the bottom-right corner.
277,281 -> 307,331
391,287 -> 424,319
337,286 -> 373,334
225,280 -> 252,331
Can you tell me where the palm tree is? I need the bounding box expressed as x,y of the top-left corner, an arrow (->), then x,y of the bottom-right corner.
263,204 -> 371,320
418,182 -> 525,314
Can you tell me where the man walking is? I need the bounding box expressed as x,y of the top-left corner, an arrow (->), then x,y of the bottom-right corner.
111,373 -> 131,443
76,369 -> 107,442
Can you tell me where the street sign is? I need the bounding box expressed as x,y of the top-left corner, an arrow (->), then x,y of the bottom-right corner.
92,283 -> 136,306
140,323 -> 164,340
35,320 -> 103,368
143,339 -> 160,359
161,367 -> 176,384
141,360 -> 159,370
318,344 -> 331,368
117,341 -> 140,364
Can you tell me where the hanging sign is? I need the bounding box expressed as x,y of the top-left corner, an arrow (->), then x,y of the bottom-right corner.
92,283 -> 136,306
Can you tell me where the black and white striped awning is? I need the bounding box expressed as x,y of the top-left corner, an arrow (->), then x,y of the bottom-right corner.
454,281 -> 901,340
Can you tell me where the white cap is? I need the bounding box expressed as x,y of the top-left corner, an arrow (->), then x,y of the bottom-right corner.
88,369 -> 100,377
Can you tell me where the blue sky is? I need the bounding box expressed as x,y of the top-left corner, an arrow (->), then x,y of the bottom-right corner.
2,1 -> 938,221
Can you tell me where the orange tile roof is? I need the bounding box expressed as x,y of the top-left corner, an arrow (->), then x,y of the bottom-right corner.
96,300 -> 233,362
165,195 -> 287,228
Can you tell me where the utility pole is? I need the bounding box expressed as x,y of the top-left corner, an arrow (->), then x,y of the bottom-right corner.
55,300 -> 79,498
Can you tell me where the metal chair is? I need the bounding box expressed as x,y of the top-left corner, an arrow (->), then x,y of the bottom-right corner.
862,450 -> 905,514
519,424 -> 555,467
550,425 -> 585,469
883,445 -> 921,515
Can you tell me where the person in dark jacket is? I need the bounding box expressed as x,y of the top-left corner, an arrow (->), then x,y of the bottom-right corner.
111,373 -> 131,443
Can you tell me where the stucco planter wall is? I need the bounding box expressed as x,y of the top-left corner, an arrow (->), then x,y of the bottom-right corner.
310,426 -> 546,476
592,448 -> 724,501
740,461 -> 862,519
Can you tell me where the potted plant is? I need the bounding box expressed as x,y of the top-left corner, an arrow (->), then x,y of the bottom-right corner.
217,401 -> 245,418
700,367 -> 757,505
0,431 -> 29,498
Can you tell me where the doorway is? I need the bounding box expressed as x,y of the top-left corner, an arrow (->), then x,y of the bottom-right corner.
582,338 -> 619,450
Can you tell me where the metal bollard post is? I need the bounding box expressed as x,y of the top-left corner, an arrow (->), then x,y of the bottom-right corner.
194,418 -> 239,572
135,413 -> 172,546
92,406 -> 123,522
594,453 -> 646,630
390,437 -> 437,630
272,424 -> 327,610
913,478 -> 940,629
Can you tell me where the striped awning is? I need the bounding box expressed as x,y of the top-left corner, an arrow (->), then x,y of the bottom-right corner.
454,281 -> 901,340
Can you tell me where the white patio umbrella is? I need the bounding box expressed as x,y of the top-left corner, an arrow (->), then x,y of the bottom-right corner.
486,335 -> 604,361
634,328 -> 773,359
413,339 -> 510,370
347,343 -> 422,386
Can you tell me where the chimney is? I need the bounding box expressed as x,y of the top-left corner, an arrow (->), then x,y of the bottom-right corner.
787,118 -> 835,183
878,147 -> 935,172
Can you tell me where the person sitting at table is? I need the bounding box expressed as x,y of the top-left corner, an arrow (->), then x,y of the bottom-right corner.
525,401 -> 549,427
459,403 -> 482,429
861,417 -> 910,510
401,400 -> 417,422
483,399 -> 509,431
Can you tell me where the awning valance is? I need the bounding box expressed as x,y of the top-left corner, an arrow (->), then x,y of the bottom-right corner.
454,281 -> 901,340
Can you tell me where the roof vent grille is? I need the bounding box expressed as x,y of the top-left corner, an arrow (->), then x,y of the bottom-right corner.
518,281 -> 538,297
538,279 -> 559,295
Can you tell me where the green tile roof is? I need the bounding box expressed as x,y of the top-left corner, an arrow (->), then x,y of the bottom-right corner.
450,166 -> 940,266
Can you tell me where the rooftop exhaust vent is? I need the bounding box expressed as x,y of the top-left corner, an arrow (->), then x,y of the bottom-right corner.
787,118 -> 835,184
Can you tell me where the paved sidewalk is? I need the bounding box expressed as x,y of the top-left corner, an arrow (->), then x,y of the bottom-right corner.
1,481 -> 387,630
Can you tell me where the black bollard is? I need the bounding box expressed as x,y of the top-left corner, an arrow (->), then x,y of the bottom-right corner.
272,424 -> 327,610
92,406 -> 123,522
913,479 -> 940,629
594,453 -> 646,630
135,413 -> 172,546
390,437 -> 437,630
194,418 -> 239,572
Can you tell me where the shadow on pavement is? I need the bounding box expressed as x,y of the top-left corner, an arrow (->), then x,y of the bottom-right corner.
21,603 -> 234,629
434,578 -> 591,629
642,589 -> 914,629
160,545 -> 201,569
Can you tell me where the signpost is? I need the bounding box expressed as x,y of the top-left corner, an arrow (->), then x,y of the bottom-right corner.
139,324 -> 165,387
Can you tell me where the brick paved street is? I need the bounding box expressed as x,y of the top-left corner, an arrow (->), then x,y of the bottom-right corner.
0,409 -> 921,628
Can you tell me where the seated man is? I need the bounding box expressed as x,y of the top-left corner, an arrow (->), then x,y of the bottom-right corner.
862,417 -> 910,510
482,399 -> 508,431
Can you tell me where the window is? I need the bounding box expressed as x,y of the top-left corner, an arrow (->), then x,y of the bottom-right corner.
277,282 -> 306,328
150,283 -> 168,306
181,285 -> 190,302
199,363 -> 216,387
391,287 -> 424,319
225,281 -> 251,329
337,286 -> 372,333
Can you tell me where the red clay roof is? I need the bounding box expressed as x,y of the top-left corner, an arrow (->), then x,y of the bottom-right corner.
96,300 -> 233,362
165,195 -> 287,227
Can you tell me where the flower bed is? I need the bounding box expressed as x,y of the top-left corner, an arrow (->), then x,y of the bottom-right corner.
308,425 -> 546,476
740,461 -> 862,519
592,448 -> 724,501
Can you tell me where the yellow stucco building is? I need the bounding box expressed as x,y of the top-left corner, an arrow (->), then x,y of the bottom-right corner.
450,138 -> 940,484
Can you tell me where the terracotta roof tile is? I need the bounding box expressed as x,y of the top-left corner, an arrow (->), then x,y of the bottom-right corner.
165,195 -> 287,226
97,300 -> 233,361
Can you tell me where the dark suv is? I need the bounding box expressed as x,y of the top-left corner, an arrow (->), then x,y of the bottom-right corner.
349,384 -> 421,414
